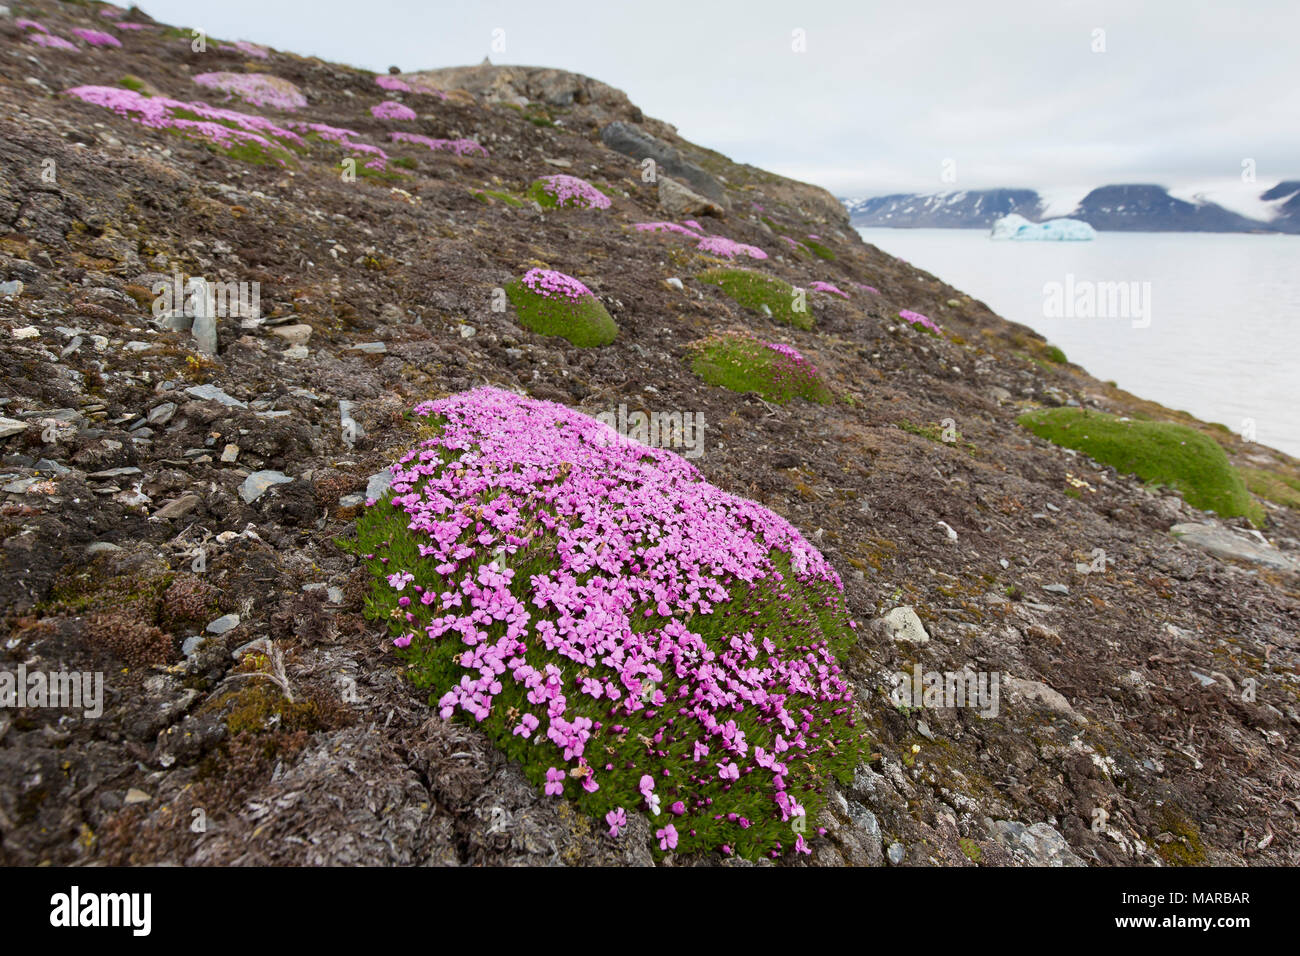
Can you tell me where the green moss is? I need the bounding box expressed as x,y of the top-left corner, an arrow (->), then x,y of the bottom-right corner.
958,837 -> 982,863
391,156 -> 417,170
505,277 -> 617,347
803,239 -> 836,261
1241,467 -> 1300,510
1019,408 -> 1264,524
689,332 -> 832,405
344,446 -> 863,861
473,188 -> 524,207
697,268 -> 812,330
1156,805 -> 1207,866
1044,344 -> 1068,364
120,75 -> 148,94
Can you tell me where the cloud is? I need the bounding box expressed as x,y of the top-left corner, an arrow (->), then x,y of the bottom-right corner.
138,0 -> 1300,196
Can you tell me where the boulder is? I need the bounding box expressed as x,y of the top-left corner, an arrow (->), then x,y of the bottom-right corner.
657,176 -> 724,219
1170,522 -> 1300,572
600,121 -> 729,208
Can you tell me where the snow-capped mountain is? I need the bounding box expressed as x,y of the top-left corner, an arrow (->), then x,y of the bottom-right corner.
842,183 -> 1300,232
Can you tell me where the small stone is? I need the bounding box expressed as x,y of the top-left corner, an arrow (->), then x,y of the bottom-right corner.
152,494 -> 200,520
459,325 -> 476,338
148,402 -> 178,426
887,842 -> 905,865
221,444 -> 240,463
240,470 -> 293,504
270,323 -> 313,347
878,606 -> 929,645
11,326 -> 38,339
0,280 -> 24,298
88,467 -> 142,480
85,542 -> 123,555
1043,584 -> 1069,595
366,469 -> 393,501
666,277 -> 684,291
0,417 -> 28,439
348,342 -> 387,354
124,788 -> 152,805
206,613 -> 240,635
185,384 -> 247,408
181,636 -> 206,658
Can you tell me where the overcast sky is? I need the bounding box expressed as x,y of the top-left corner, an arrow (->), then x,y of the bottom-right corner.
137,0 -> 1300,199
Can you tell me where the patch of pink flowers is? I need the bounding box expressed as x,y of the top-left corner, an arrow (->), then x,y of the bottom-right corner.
289,121 -> 388,169
194,72 -> 307,110
766,341 -> 824,389
809,281 -> 849,299
30,32 -> 78,51
72,28 -> 123,48
115,22 -> 149,31
537,174 -> 611,210
371,100 -> 417,121
899,309 -> 943,334
64,85 -> 306,162
696,236 -> 768,261
389,131 -> 487,157
850,281 -> 879,295
227,40 -> 270,59
520,268 -> 593,301
633,222 -> 703,239
16,19 -> 49,32
375,74 -> 447,99
370,386 -> 855,852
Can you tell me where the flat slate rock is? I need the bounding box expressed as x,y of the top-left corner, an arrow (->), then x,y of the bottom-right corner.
1170,522 -> 1300,572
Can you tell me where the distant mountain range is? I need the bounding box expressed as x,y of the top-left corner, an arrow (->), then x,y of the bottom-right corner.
842,182 -> 1300,233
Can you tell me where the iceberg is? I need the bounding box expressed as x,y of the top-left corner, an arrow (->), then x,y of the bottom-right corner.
990,213 -> 1096,241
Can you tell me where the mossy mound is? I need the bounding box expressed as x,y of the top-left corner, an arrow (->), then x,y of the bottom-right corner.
525,174 -> 612,210
697,268 -> 812,330
346,387 -> 865,860
689,331 -> 832,404
505,268 -> 617,347
1019,408 -> 1264,524
1241,467 -> 1300,510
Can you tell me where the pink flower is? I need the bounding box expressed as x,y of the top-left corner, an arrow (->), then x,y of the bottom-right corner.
899,309 -> 942,334
535,174 -> 611,210
606,807 -> 627,837
718,761 -> 740,782
393,633 -> 413,648
386,570 -> 414,591
810,281 -> 849,299
545,767 -> 565,796
696,236 -> 767,260
194,72 -> 306,110
656,824 -> 679,851
72,28 -> 122,48
371,100 -> 417,121
376,75 -> 412,92
390,131 -> 488,157
513,713 -> 539,738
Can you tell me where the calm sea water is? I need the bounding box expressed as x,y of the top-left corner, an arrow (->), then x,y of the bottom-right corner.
857,228 -> 1300,458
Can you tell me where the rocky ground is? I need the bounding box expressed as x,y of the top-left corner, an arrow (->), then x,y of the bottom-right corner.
1,1 -> 1298,867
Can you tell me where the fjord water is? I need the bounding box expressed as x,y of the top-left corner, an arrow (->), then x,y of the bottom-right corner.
857,228 -> 1300,458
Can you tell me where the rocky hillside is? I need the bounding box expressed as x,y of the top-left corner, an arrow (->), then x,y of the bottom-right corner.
2,1 -> 1299,867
